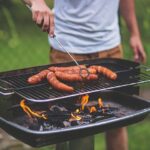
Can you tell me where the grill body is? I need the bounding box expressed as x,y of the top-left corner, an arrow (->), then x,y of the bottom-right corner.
0,58 -> 150,147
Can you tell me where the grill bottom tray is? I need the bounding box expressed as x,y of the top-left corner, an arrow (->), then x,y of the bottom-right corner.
0,90 -> 149,147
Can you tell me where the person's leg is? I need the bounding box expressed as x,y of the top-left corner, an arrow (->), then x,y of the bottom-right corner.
105,127 -> 128,150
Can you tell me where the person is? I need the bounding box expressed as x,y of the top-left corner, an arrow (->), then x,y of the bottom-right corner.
23,0 -> 146,150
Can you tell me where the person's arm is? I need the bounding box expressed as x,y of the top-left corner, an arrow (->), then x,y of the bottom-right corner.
120,0 -> 146,63
22,0 -> 54,36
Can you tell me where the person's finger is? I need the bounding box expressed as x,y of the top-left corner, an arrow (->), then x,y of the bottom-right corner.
132,46 -> 139,63
32,10 -> 39,22
42,12 -> 50,32
36,12 -> 43,26
49,12 -> 54,37
138,47 -> 147,64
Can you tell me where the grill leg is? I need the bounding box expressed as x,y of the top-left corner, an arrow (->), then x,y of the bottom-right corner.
69,136 -> 94,150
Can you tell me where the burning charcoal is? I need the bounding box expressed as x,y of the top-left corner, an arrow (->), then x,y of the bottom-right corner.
82,114 -> 92,122
14,115 -> 40,130
42,122 -> 53,130
28,117 -> 39,130
63,121 -> 71,127
92,116 -> 108,123
29,123 -> 40,130
49,105 -> 68,112
46,111 -> 70,121
70,120 -> 82,126
101,107 -> 118,116
39,125 -> 44,131
54,121 -> 66,128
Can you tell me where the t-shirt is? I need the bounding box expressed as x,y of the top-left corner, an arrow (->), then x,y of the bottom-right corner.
48,0 -> 121,54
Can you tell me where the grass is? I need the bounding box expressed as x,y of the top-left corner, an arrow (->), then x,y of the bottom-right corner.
0,0 -> 150,150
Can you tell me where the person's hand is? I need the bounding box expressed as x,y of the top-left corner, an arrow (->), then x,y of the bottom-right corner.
130,35 -> 146,63
31,0 -> 54,37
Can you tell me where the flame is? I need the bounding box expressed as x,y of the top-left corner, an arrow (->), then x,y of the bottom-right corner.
98,98 -> 103,108
69,113 -> 82,121
75,109 -> 80,113
89,106 -> 97,113
81,94 -> 89,110
20,100 -> 47,120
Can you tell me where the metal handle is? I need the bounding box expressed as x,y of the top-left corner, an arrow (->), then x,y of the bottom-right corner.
53,35 -> 80,67
53,35 -> 90,78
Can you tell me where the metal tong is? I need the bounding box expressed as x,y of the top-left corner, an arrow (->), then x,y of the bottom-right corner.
53,35 -> 90,78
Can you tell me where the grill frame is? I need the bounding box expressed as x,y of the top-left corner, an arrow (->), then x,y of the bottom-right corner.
0,90 -> 149,147
0,58 -> 150,102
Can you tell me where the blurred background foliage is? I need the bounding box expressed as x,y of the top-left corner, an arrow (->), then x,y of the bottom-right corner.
0,0 -> 150,72
0,0 -> 150,150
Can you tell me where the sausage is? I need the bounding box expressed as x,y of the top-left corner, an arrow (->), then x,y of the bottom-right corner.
28,69 -> 50,84
86,74 -> 98,81
55,71 -> 83,82
27,75 -> 41,84
55,71 -> 98,82
48,65 -> 86,72
47,72 -> 74,92
64,68 -> 97,74
90,65 -> 117,80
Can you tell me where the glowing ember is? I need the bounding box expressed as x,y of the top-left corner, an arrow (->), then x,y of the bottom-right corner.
20,100 -> 47,120
75,109 -> 80,113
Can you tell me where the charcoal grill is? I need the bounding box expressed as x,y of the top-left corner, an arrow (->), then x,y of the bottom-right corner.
0,58 -> 150,102
0,58 -> 150,147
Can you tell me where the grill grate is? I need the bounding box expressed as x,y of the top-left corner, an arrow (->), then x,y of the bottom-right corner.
0,58 -> 150,102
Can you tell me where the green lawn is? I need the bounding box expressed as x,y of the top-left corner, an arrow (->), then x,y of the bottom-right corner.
0,1 -> 150,150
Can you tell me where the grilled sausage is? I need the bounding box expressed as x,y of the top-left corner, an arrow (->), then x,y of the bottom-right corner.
64,68 -> 97,74
86,74 -> 98,81
90,66 -> 117,80
55,71 -> 83,82
47,72 -> 74,92
55,71 -> 98,82
28,69 -> 50,84
48,65 -> 86,72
